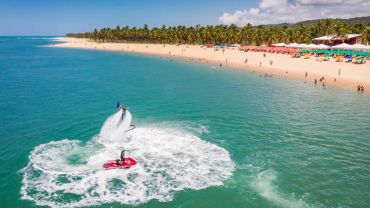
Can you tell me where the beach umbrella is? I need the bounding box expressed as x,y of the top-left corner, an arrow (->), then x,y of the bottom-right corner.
286,43 -> 300,48
317,44 -> 330,49
298,43 -> 308,48
332,43 -> 351,49
306,44 -> 318,49
351,44 -> 368,50
272,43 -> 286,47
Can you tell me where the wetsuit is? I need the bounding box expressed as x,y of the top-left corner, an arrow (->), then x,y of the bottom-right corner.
121,106 -> 126,120
116,150 -> 125,165
120,150 -> 125,161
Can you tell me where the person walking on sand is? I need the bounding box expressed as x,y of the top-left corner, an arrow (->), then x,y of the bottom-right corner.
244,58 -> 248,64
338,69 -> 341,76
305,72 -> 308,79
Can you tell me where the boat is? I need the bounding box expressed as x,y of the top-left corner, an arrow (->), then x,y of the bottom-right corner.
103,157 -> 137,169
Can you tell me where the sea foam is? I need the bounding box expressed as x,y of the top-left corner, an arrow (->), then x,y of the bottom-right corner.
251,170 -> 311,208
21,111 -> 234,207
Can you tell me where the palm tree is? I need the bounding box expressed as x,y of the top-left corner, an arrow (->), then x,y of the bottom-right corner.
362,26 -> 370,45
253,27 -> 263,46
66,18 -> 369,46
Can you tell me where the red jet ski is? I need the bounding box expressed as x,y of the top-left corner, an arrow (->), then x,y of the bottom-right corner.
103,157 -> 137,169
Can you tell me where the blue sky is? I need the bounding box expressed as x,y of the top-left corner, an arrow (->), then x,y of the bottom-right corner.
0,0 -> 256,35
1,0 -> 369,36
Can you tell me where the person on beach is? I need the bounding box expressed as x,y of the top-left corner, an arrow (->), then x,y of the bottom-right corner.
305,72 -> 308,78
338,69 -> 341,76
314,78 -> 317,85
259,62 -> 262,67
244,58 -> 248,64
358,85 -> 365,92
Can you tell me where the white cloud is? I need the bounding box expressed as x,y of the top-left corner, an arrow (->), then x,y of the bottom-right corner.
218,0 -> 370,26
259,0 -> 287,9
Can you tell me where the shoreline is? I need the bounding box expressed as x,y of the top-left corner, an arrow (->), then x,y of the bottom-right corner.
50,37 -> 370,91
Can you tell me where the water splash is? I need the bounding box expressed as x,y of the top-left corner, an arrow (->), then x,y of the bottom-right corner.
21,111 -> 234,207
251,170 -> 311,208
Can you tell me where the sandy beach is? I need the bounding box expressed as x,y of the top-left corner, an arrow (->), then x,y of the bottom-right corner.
51,37 -> 370,90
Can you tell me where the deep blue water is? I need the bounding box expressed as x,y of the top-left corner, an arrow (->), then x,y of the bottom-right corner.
1,37 -> 370,208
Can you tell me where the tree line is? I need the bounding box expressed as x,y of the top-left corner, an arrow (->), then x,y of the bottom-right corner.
66,19 -> 370,46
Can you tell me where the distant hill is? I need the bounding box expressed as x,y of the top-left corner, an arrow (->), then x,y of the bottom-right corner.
262,16 -> 370,28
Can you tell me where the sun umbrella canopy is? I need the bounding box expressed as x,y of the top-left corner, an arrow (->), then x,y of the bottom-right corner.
304,44 -> 316,49
298,44 -> 309,48
364,45 -> 370,52
332,43 -> 351,49
272,43 -> 286,47
286,43 -> 300,48
317,44 -> 330,49
351,44 -> 368,50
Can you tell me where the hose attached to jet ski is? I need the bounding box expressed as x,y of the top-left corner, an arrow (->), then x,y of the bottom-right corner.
125,124 -> 136,132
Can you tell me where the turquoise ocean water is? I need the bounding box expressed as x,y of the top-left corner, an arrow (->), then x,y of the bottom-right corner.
0,37 -> 370,208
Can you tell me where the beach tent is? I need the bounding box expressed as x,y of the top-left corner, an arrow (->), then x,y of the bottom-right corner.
332,43 -> 351,49
351,44 -> 367,50
303,44 -> 314,49
272,43 -> 286,47
348,43 -> 369,51
298,44 -> 309,48
317,44 -> 330,49
286,43 -> 300,48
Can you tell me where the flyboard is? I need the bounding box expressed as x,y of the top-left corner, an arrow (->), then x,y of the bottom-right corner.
102,107 -> 137,169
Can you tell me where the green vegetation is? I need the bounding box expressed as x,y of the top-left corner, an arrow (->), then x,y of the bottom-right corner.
66,16 -> 370,45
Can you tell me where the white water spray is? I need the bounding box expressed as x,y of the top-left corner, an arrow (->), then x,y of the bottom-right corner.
21,110 -> 234,207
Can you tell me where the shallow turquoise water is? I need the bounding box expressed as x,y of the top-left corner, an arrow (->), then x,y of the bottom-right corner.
1,37 -> 370,208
